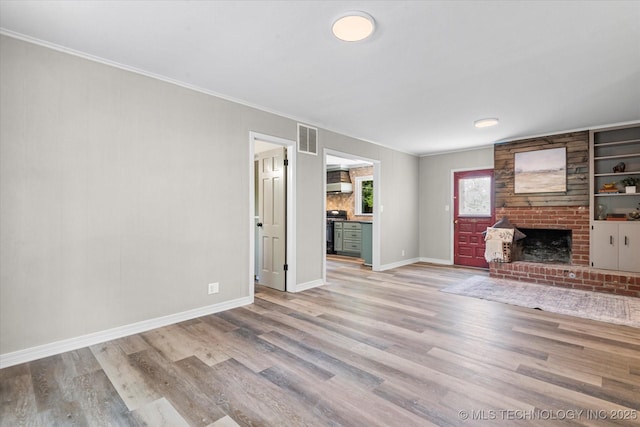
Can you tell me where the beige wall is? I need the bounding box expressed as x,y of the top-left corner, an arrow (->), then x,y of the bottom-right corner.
419,147 -> 494,263
0,35 -> 420,355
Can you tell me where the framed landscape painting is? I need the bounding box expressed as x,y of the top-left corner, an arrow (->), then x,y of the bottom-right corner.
514,147 -> 567,193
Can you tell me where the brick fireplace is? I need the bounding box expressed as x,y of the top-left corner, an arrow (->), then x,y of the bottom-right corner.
492,132 -> 640,298
489,206 -> 640,297
497,206 -> 589,266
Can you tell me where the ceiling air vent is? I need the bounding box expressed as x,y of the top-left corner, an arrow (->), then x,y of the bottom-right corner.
297,123 -> 318,155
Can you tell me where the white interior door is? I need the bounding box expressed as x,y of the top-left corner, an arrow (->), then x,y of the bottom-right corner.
258,147 -> 286,291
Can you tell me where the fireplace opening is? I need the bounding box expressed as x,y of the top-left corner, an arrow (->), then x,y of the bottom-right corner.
514,228 -> 572,264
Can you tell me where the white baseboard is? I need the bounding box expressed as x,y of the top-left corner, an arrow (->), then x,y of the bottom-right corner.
419,257 -> 453,265
288,279 -> 324,293
0,295 -> 253,369
377,257 -> 421,271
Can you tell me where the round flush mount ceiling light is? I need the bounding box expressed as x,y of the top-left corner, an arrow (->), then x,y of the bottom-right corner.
474,118 -> 499,128
332,11 -> 376,42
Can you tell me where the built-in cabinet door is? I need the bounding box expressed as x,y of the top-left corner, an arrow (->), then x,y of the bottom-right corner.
591,222 -> 619,270
592,222 -> 640,273
619,223 -> 640,273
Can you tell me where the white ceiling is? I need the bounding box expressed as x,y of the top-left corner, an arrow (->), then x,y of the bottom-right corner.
1,1 -> 639,155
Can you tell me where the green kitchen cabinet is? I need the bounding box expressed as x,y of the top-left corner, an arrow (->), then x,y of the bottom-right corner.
361,222 -> 372,266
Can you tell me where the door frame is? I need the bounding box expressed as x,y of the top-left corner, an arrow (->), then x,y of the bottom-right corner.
249,132 -> 296,296
323,148 -> 381,283
450,165 -> 494,265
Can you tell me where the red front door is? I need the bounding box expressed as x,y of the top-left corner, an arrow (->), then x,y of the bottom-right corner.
454,169 -> 494,268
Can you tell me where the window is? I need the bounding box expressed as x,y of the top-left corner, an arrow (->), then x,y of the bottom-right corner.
458,176 -> 491,216
355,175 -> 374,215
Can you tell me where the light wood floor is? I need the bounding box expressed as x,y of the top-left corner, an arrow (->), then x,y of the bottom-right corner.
1,260 -> 639,426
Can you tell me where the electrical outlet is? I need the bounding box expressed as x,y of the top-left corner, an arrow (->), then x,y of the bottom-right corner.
208,282 -> 219,294
401,249 -> 405,257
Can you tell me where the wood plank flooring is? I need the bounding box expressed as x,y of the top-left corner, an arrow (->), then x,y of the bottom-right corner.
1,259 -> 639,426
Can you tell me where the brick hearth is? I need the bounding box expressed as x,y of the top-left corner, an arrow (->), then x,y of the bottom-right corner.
490,206 -> 640,298
489,262 -> 640,297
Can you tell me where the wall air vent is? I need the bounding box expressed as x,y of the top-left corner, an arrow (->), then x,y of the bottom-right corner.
297,123 -> 318,155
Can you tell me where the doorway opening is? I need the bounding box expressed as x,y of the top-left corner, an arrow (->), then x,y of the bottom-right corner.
324,149 -> 380,282
249,132 -> 296,296
453,169 -> 494,268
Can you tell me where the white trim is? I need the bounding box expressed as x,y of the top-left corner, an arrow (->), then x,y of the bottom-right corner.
419,257 -> 454,265
249,132 -> 296,293
288,279 -> 324,293
0,30 -> 299,133
419,121 -> 640,157
450,165 -> 495,173
378,258 -> 421,271
494,120 -> 640,146
419,143 -> 495,157
0,30 -> 415,158
3,31 -> 638,159
372,163 -> 381,271
0,296 -> 252,369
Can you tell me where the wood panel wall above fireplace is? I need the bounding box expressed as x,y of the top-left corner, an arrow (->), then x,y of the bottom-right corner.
494,131 -> 589,207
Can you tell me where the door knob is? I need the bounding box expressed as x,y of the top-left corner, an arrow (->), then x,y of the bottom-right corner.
257,222 -> 263,227
454,220 -> 459,224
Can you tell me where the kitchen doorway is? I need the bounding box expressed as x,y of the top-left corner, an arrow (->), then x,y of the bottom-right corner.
250,132 -> 296,295
323,149 -> 380,282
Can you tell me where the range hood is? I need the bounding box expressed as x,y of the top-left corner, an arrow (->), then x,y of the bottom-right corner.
326,182 -> 353,193
326,167 -> 353,193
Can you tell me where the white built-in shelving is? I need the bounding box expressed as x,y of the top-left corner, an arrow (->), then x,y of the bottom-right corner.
589,124 -> 640,273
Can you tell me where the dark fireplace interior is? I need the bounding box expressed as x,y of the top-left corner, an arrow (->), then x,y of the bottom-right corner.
514,228 -> 572,264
